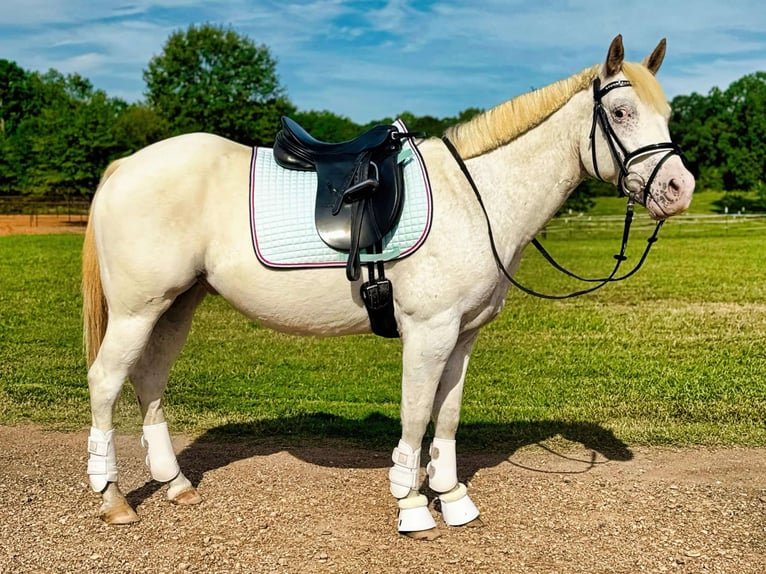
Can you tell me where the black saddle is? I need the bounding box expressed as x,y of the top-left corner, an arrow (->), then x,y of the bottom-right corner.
273,116 -> 407,282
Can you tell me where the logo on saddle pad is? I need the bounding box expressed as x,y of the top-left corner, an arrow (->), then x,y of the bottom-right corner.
249,119 -> 432,273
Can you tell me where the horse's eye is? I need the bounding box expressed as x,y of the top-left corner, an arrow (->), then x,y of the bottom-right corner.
614,108 -> 626,120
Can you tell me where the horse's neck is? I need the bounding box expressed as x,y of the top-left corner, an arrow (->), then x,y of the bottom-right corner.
464,91 -> 590,264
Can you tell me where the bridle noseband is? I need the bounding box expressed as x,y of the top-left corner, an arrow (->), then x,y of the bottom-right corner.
442,76 -> 688,300
590,78 -> 684,211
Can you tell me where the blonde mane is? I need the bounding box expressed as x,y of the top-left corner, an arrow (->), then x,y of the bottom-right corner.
444,61 -> 670,159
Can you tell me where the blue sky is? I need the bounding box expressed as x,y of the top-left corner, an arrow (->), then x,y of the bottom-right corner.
2,1 -> 765,124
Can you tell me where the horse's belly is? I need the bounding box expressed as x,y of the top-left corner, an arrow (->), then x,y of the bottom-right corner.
207,263 -> 373,337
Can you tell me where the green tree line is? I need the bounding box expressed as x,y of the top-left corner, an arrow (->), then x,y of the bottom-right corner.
1,24 -> 764,212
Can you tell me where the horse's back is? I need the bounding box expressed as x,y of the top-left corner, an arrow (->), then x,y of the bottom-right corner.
115,132 -> 250,185
95,132 -> 251,226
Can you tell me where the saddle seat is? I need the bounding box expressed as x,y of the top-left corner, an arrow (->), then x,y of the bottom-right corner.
274,117 -> 398,170
273,116 -> 408,282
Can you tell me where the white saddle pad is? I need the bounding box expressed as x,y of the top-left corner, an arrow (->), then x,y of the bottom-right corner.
249,119 -> 432,269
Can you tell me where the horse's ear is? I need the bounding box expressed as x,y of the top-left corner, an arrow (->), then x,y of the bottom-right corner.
642,38 -> 667,75
605,35 -> 625,76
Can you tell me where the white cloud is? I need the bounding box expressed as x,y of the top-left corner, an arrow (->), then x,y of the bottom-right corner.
1,0 -> 764,122
663,56 -> 766,98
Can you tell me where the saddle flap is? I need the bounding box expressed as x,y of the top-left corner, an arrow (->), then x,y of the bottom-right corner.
314,148 -> 404,252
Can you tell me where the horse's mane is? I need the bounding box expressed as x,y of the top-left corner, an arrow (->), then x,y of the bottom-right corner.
443,61 -> 670,159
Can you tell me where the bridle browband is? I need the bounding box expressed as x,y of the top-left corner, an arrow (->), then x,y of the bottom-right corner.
442,77 -> 686,300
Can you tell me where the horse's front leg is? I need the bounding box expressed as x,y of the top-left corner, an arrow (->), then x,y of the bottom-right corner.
427,329 -> 482,528
390,321 -> 459,539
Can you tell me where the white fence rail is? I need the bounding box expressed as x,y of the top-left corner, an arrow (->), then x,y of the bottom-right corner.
541,213 -> 766,237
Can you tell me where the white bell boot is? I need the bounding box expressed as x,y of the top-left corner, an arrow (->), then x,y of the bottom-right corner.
397,493 -> 436,533
439,483 -> 480,526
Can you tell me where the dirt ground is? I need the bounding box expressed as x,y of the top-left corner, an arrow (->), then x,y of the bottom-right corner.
0,426 -> 764,574
2,216 -> 765,573
0,213 -> 88,236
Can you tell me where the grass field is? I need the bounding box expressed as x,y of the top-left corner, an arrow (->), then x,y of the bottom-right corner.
1,194 -> 764,451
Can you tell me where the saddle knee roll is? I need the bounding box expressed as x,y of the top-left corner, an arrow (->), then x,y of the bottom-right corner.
389,440 -> 421,498
87,427 -> 118,492
426,437 -> 458,493
141,422 -> 180,482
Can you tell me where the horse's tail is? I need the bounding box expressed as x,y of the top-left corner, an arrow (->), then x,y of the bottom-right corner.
82,158 -> 123,367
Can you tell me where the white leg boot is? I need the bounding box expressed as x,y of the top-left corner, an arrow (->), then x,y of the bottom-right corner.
87,427 -> 117,492
426,437 -> 458,492
427,438 -> 480,527
389,439 -> 421,498
141,421 -> 180,482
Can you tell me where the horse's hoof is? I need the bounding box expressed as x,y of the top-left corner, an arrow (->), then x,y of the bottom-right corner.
101,502 -> 140,525
171,486 -> 202,506
463,517 -> 484,529
403,527 -> 442,541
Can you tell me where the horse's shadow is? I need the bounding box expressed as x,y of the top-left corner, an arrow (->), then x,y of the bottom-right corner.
126,413 -> 632,508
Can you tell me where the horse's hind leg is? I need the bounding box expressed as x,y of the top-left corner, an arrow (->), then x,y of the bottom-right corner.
128,284 -> 207,506
88,306 -> 170,524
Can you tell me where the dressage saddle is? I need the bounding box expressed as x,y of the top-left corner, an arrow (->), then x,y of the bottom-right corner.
273,116 -> 419,338
273,116 -> 407,282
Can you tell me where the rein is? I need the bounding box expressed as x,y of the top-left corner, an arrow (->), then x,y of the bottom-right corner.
441,77 -> 682,300
529,207 -> 662,285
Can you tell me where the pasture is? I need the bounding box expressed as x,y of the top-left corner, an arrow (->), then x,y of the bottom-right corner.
1,206 -> 765,573
2,207 -> 764,450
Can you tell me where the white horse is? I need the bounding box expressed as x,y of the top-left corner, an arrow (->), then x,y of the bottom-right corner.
82,35 -> 694,539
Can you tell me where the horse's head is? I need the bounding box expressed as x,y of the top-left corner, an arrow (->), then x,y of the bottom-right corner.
582,35 -> 695,219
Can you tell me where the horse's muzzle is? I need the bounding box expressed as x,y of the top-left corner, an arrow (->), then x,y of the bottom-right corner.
646,157 -> 695,219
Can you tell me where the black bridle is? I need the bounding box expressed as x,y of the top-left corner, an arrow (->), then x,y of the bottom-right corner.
589,78 -> 684,210
443,78 -> 686,300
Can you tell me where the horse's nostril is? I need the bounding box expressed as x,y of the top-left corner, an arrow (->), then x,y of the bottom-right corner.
668,178 -> 681,193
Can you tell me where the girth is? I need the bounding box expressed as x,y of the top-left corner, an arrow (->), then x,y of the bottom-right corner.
273,116 -> 406,282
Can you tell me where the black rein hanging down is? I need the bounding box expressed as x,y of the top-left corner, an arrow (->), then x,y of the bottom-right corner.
441,77 -> 687,300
